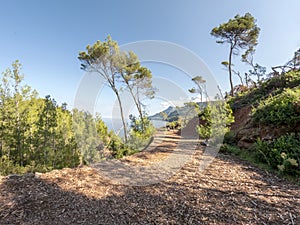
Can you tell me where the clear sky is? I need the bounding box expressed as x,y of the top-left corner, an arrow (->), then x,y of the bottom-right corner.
1,0 -> 299,117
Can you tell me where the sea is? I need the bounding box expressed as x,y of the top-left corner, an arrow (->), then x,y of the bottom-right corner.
102,118 -> 166,136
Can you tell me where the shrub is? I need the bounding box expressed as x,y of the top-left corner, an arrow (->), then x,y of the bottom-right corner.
128,115 -> 155,151
223,131 -> 236,145
254,133 -> 300,176
107,133 -> 132,159
220,144 -> 241,155
0,156 -> 51,176
229,70 -> 300,110
107,115 -> 155,159
197,101 -> 234,146
252,88 -> 300,126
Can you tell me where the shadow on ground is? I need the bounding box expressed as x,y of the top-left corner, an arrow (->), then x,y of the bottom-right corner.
0,127 -> 299,224
0,154 -> 299,225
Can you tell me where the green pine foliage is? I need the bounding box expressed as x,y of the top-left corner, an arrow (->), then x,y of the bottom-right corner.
78,36 -> 155,143
0,60 -> 157,175
211,13 -> 260,96
72,109 -> 101,164
0,61 -> 81,175
128,115 -> 155,151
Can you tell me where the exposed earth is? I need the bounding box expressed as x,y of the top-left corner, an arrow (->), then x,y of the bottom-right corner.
0,130 -> 299,224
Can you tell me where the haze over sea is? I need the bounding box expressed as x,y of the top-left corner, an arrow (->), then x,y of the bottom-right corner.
102,118 -> 166,137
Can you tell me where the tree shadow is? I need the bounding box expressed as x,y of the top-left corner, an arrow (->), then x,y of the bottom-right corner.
0,164 -> 298,225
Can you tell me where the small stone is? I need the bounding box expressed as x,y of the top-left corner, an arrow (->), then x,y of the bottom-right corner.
24,173 -> 35,178
7,174 -> 21,179
35,172 -> 43,178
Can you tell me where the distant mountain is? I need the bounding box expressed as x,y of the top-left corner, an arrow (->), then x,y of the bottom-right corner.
148,102 -> 207,122
148,106 -> 173,121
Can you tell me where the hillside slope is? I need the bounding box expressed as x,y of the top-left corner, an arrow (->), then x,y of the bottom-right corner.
229,70 -> 300,149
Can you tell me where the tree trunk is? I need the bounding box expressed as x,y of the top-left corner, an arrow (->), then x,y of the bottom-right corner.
128,85 -> 144,132
196,84 -> 203,103
115,91 -> 128,142
228,46 -> 234,96
15,96 -> 22,166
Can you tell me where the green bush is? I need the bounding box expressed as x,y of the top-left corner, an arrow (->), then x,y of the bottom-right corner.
0,156 -> 52,176
254,133 -> 300,176
229,70 -> 300,110
220,144 -> 241,155
128,115 -> 155,151
223,131 -> 236,145
252,88 -> 300,126
282,70 -> 300,88
197,101 -> 234,146
107,133 -> 128,159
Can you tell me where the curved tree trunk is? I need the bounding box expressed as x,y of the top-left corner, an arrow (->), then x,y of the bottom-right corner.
196,83 -> 203,103
228,46 -> 234,96
115,91 -> 128,142
128,85 -> 144,132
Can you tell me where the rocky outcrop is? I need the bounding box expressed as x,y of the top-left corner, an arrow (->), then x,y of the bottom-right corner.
236,127 -> 260,148
230,105 -> 295,149
230,105 -> 257,148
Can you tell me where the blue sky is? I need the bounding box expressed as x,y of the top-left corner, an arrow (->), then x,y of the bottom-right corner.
1,0 -> 299,117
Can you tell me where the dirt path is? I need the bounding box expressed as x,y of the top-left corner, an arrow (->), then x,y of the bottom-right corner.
0,130 -> 299,224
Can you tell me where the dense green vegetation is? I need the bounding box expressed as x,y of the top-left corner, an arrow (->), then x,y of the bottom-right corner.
255,133 -> 300,176
222,59 -> 300,177
0,37 -> 157,175
0,59 -> 155,175
0,61 -> 81,175
229,70 -> 300,109
252,87 -> 300,126
197,101 -> 234,145
127,115 -> 155,153
210,14 -> 300,178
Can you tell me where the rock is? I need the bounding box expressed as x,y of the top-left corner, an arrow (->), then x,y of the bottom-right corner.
262,134 -> 273,141
236,127 -> 260,149
7,174 -> 21,179
200,141 -> 209,146
24,173 -> 35,178
236,128 -> 259,139
35,172 -> 43,178
237,138 -> 255,149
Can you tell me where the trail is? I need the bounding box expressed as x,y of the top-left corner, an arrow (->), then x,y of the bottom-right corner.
0,129 -> 299,224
